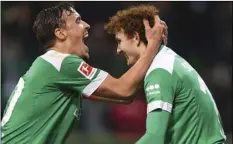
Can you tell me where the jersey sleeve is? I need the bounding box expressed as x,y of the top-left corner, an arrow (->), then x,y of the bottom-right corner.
144,68 -> 176,114
58,55 -> 108,97
136,110 -> 170,144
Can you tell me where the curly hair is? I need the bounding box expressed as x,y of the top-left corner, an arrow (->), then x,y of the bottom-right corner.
104,4 -> 159,45
33,3 -> 74,49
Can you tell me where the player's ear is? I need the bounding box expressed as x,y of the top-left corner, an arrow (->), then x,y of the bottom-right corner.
133,32 -> 140,46
54,28 -> 67,40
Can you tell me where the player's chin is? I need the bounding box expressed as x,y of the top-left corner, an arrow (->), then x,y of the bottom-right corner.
127,57 -> 137,67
84,53 -> 90,60
79,51 -> 90,60
127,59 -> 134,67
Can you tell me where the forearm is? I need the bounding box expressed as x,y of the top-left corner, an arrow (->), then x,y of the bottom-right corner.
118,41 -> 161,96
136,110 -> 170,144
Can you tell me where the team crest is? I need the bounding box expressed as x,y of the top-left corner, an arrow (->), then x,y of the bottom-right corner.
78,62 -> 96,79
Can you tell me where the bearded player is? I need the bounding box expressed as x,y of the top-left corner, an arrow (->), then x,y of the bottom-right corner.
1,3 -> 166,144
104,4 -> 226,144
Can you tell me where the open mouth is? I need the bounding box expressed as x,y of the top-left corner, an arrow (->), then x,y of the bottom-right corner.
83,32 -> 89,42
124,54 -> 129,60
84,32 -> 88,38
82,34 -> 88,42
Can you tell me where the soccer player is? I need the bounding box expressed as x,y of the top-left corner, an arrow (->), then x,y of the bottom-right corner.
104,4 -> 226,144
1,3 -> 166,144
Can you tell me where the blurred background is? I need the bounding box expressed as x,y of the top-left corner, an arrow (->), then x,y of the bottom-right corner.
1,1 -> 232,144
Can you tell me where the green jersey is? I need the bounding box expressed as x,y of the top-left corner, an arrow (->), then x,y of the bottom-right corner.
1,50 -> 108,144
144,46 -> 226,143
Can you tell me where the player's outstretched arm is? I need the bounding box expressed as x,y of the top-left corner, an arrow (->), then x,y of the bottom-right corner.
89,16 -> 165,101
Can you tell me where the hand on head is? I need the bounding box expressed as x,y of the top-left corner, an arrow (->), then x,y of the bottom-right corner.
143,16 -> 168,45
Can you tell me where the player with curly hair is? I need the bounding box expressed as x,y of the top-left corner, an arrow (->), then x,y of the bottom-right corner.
105,4 -> 226,144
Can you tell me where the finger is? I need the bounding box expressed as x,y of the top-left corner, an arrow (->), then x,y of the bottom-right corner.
153,15 -> 160,26
164,28 -> 168,36
143,19 -> 151,30
163,23 -> 168,36
159,20 -> 168,35
161,22 -> 168,37
160,20 -> 168,29
162,34 -> 167,41
152,16 -> 162,30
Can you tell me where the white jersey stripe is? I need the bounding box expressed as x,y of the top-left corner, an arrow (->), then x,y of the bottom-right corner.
2,78 -> 25,127
41,50 -> 70,71
147,100 -> 173,114
82,70 -> 108,97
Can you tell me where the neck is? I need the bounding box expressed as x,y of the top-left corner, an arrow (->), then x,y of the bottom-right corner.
138,42 -> 163,58
48,39 -> 82,55
49,46 -> 70,54
138,42 -> 147,57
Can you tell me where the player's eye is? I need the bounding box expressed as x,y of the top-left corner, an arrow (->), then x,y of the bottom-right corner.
116,39 -> 121,44
76,17 -> 81,23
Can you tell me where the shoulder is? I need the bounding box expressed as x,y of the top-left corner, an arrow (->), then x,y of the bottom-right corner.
40,50 -> 83,71
145,46 -> 178,78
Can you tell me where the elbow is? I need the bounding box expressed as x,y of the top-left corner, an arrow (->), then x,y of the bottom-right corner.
125,98 -> 134,104
118,90 -> 135,104
118,87 -> 135,98
121,91 -> 133,98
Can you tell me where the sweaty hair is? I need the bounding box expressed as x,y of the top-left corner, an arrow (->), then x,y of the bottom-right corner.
104,4 -> 159,45
33,3 -> 75,49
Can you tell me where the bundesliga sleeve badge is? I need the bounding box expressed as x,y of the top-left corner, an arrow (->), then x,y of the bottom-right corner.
78,62 -> 96,79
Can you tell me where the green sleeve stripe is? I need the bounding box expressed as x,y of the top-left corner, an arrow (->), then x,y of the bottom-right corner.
147,100 -> 173,114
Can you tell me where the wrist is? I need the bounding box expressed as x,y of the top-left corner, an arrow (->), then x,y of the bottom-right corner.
147,37 -> 162,44
147,39 -> 161,49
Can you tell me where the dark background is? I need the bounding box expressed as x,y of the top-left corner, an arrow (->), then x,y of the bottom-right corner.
1,1 -> 232,144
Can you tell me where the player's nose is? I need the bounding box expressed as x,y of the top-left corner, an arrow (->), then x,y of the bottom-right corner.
82,20 -> 90,30
117,47 -> 123,55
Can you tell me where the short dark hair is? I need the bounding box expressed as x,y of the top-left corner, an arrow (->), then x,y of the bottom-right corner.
105,4 -> 159,45
33,3 -> 75,49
